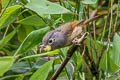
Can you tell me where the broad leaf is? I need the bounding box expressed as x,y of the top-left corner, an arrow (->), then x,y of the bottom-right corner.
100,50 -> 119,73
30,60 -> 53,80
19,49 -> 60,61
82,0 -> 97,4
76,53 -> 82,70
14,27 -> 50,55
0,29 -> 16,49
0,56 -> 15,76
17,25 -> 34,42
86,37 -> 103,63
17,25 -> 27,42
111,33 -> 120,67
25,0 -> 71,16
2,0 -> 16,8
17,15 -> 45,26
10,62 -> 31,71
0,5 -> 22,30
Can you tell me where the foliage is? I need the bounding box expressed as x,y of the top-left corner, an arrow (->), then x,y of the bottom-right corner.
0,0 -> 120,80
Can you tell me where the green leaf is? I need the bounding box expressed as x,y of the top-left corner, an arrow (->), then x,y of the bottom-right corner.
76,53 -> 82,70
0,5 -> 22,30
25,0 -> 71,16
17,15 -> 45,26
0,56 -> 15,76
30,60 -> 53,80
100,50 -> 119,73
2,0 -> 17,8
86,37 -> 103,63
111,33 -> 120,67
82,0 -> 97,4
10,62 -> 30,70
60,46 -> 70,57
0,29 -> 16,49
62,14 -> 73,23
17,25 -> 27,42
17,25 -> 34,42
2,0 -> 8,8
15,75 -> 24,80
14,27 -> 50,55
19,49 -> 60,61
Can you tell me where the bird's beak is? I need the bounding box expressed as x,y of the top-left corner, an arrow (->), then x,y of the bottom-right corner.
40,45 -> 51,52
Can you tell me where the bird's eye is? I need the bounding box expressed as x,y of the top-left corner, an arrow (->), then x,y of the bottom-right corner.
48,39 -> 54,44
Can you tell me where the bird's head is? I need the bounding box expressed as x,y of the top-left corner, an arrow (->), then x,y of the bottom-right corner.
40,29 -> 67,52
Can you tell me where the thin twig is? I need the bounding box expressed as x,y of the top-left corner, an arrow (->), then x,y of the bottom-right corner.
101,16 -> 107,41
90,9 -> 98,18
107,0 -> 114,42
113,2 -> 119,32
83,14 -> 107,25
0,50 -> 7,56
93,21 -> 96,40
3,24 -> 10,39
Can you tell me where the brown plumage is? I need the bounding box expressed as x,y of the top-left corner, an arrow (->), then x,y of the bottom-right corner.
40,14 -> 106,51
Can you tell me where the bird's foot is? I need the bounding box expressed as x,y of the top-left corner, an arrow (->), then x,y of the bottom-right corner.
72,32 -> 89,45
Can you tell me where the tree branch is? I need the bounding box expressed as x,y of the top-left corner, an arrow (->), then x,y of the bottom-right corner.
50,45 -> 78,80
50,33 -> 88,80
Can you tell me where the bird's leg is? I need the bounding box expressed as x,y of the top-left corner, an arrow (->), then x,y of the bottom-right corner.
72,32 -> 89,45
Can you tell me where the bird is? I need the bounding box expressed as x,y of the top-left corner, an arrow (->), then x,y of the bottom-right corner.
40,14 -> 105,51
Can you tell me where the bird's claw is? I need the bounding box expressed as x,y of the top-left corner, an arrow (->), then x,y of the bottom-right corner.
72,32 -> 89,45
72,38 -> 81,45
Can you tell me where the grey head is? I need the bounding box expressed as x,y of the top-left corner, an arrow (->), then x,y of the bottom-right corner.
41,29 -> 67,51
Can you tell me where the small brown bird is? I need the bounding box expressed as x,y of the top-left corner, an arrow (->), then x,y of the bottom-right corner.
40,15 -> 105,51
